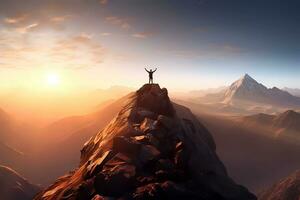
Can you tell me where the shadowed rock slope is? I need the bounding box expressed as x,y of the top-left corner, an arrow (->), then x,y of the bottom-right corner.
259,170 -> 300,200
0,165 -> 40,200
35,84 -> 256,200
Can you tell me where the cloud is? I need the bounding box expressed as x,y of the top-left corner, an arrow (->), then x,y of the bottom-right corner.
163,44 -> 243,59
0,29 -> 106,70
51,33 -> 105,67
101,32 -> 111,36
3,10 -> 73,33
4,14 -> 28,24
105,16 -> 131,29
50,15 -> 72,24
132,32 -> 153,39
16,23 -> 39,34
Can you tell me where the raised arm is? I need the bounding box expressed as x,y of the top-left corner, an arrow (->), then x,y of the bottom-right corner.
145,68 -> 150,73
153,68 -> 157,72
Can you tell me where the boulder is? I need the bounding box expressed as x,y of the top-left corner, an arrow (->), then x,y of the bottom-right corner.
86,150 -> 114,177
132,181 -> 196,200
138,145 -> 160,165
113,136 -> 141,155
136,109 -> 157,120
157,115 -> 174,130
140,118 -> 156,133
94,163 -> 136,197
156,159 -> 175,171
155,169 -> 187,182
91,195 -> 104,200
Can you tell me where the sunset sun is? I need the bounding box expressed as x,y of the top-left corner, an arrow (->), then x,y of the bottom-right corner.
46,73 -> 60,86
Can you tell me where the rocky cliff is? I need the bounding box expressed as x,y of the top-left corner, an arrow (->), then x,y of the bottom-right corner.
35,84 -> 256,200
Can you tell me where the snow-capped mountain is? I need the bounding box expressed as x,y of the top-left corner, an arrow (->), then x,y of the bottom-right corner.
223,74 -> 300,107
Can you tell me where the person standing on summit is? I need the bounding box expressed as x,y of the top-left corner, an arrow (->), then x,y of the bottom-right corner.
145,68 -> 157,84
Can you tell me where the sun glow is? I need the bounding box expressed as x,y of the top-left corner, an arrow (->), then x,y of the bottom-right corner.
46,73 -> 60,86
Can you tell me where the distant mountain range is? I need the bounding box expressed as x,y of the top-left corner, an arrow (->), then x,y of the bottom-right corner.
223,74 -> 300,107
239,110 -> 300,143
190,74 -> 300,115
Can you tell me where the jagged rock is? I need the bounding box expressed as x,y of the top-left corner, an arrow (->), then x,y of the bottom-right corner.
75,179 -> 94,200
175,141 -> 183,151
132,182 -> 164,200
155,169 -> 186,182
91,195 -> 104,200
146,127 -> 168,140
146,133 -> 160,147
136,176 -> 155,186
94,163 -> 136,197
133,181 -> 196,200
140,118 -> 156,133
157,115 -> 174,130
35,84 -> 256,200
112,136 -> 141,155
136,84 -> 175,117
86,150 -> 114,177
136,109 -> 157,120
175,149 -> 188,170
156,159 -> 175,171
133,135 -> 148,143
138,145 -> 161,165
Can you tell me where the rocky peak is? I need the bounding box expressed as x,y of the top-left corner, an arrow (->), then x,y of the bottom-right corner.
242,73 -> 256,82
135,84 -> 175,117
35,84 -> 256,200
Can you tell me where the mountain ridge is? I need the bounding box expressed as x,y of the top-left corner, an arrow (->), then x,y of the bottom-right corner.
35,84 -> 256,200
239,110 -> 300,143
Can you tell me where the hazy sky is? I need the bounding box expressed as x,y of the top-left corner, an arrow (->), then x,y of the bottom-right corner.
0,0 -> 299,91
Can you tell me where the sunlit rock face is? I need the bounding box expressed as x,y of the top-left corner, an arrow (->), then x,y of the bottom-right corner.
35,84 -> 256,200
259,170 -> 300,200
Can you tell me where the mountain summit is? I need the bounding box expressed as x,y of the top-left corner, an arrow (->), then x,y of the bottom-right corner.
223,74 -> 267,103
223,74 -> 300,107
35,84 -> 255,200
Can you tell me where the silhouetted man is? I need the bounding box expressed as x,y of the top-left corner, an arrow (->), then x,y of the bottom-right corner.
145,68 -> 157,84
